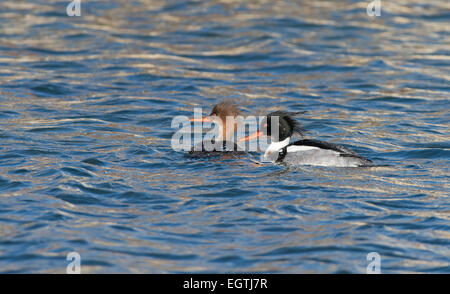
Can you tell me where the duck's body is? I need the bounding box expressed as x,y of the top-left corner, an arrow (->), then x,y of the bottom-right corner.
267,138 -> 373,167
189,140 -> 245,157
241,111 -> 373,167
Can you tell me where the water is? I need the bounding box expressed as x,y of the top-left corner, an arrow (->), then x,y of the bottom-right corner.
0,0 -> 449,273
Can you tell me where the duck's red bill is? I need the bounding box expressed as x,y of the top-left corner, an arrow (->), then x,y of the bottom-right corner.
189,116 -> 212,122
238,131 -> 263,142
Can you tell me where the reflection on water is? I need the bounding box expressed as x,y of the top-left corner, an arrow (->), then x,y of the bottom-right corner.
0,0 -> 449,273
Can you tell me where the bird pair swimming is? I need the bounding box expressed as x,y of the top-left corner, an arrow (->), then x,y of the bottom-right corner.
189,101 -> 373,167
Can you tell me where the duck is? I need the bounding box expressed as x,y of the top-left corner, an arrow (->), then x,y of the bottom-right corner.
189,101 -> 246,156
239,111 -> 373,167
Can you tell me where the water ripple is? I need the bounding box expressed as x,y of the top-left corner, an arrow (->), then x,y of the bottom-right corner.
0,0 -> 448,273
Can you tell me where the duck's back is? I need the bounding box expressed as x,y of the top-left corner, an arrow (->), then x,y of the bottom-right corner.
276,139 -> 373,167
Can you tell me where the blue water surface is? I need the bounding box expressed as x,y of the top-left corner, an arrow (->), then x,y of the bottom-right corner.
0,0 -> 449,273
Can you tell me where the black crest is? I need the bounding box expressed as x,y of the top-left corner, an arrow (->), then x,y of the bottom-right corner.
262,111 -> 305,141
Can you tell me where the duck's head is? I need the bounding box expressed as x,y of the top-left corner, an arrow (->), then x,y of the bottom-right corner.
190,101 -> 242,141
240,111 -> 304,143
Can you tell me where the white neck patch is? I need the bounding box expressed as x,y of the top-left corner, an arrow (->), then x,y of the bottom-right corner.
264,137 -> 290,158
286,145 -> 320,152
